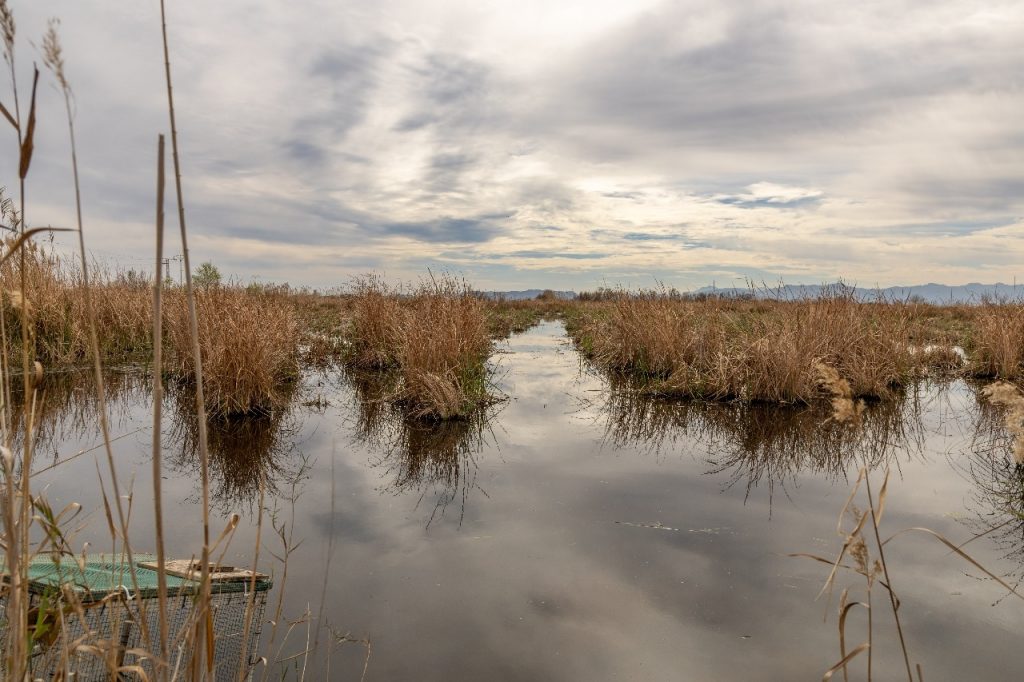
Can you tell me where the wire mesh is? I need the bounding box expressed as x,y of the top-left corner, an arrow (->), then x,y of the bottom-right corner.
0,556 -> 271,681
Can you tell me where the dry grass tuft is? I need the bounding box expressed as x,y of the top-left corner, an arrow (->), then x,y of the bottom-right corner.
980,381 -> 1024,464
0,239 -> 301,416
0,239 -> 152,363
346,275 -> 404,369
569,287 -> 917,405
345,275 -> 494,419
397,281 -> 491,419
968,303 -> 1024,379
164,286 -> 300,417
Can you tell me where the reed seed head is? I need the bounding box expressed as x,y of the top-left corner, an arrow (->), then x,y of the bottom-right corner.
42,18 -> 69,92
0,0 -> 14,62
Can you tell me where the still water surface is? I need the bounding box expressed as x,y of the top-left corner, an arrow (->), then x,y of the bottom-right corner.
29,321 -> 1024,680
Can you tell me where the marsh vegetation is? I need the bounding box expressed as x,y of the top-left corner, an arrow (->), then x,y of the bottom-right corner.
1,2 -> 1023,680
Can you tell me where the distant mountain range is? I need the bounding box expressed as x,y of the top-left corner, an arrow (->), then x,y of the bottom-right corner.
693,283 -> 1024,304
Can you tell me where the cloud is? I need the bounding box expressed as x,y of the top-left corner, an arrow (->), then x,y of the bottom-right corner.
715,182 -> 825,208
507,250 -> 609,260
379,215 -> 509,244
0,0 -> 1021,290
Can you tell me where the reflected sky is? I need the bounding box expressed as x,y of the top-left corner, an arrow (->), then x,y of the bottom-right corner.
24,321 -> 1024,680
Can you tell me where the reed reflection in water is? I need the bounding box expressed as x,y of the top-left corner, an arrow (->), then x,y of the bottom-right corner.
345,368 -> 499,526
18,368 -> 149,468
168,388 -> 306,512
19,366 -> 308,512
963,386 -> 1024,588
599,375 -> 927,500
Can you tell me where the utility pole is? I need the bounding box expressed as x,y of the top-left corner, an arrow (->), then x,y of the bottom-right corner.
167,254 -> 183,284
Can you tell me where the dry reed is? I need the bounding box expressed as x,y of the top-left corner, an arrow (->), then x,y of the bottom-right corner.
164,286 -> 299,417
967,303 -> 1024,379
345,275 -> 494,420
568,288 -> 920,405
0,6 -> 309,679
0,239 -> 153,364
792,370 -> 1024,681
346,275 -> 404,369
980,381 -> 1024,464
0,240 -> 302,417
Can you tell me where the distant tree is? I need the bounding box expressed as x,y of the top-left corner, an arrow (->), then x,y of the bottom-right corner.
535,289 -> 558,301
115,268 -> 150,289
193,261 -> 222,288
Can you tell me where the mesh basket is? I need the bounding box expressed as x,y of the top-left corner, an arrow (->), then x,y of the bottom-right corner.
0,554 -> 272,681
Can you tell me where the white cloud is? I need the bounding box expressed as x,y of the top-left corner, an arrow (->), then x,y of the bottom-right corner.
0,0 -> 1022,290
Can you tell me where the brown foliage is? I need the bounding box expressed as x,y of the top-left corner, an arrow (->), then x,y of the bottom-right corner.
164,286 -> 299,416
345,275 -> 493,419
569,288 -> 920,404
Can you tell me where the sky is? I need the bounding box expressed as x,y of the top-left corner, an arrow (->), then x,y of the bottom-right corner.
1,0 -> 1022,292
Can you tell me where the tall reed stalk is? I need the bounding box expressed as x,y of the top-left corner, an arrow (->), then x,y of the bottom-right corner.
160,1 -> 214,673
151,133 -> 171,680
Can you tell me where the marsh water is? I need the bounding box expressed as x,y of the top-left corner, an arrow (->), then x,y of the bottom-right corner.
26,321 -> 1024,680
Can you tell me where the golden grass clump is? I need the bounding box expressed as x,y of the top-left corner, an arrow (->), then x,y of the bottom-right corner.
164,285 -> 300,416
967,303 -> 1024,379
0,239 -> 152,363
397,281 -> 491,419
345,275 -> 494,420
569,288 -> 917,405
595,295 -> 724,383
980,381 -> 1024,464
346,275 -> 405,369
